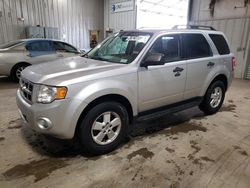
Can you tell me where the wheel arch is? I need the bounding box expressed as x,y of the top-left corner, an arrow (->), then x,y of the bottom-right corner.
208,74 -> 228,91
201,73 -> 228,97
75,94 -> 134,137
10,62 -> 31,75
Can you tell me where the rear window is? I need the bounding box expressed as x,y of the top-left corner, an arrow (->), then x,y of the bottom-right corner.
0,41 -> 23,49
209,34 -> 230,55
183,33 -> 212,59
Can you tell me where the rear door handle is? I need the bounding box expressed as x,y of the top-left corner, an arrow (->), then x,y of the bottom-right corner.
207,62 -> 215,67
173,67 -> 184,72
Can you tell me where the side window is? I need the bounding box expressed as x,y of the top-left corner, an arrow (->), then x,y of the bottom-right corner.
25,41 -> 55,57
183,34 -> 212,59
54,42 -> 78,53
209,34 -> 230,55
149,34 -> 181,62
26,41 -> 54,52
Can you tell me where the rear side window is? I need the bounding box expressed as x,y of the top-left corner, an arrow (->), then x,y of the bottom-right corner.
25,41 -> 55,57
183,33 -> 212,59
26,41 -> 54,52
209,34 -> 230,55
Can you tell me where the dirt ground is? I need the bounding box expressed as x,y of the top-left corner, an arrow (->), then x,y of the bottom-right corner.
0,76 -> 250,188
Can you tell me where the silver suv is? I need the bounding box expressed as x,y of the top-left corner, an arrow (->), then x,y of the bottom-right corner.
16,26 -> 235,154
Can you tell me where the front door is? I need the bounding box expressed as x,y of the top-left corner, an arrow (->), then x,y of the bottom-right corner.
138,34 -> 187,112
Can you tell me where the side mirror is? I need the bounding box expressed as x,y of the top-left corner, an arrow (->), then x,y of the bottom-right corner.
141,53 -> 164,67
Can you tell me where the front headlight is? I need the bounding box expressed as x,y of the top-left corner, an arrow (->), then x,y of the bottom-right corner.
37,85 -> 67,104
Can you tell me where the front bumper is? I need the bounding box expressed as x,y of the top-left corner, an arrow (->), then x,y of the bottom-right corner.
16,88 -> 87,139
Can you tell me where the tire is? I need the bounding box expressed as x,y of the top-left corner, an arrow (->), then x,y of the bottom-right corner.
78,101 -> 129,155
11,63 -> 29,82
199,80 -> 225,115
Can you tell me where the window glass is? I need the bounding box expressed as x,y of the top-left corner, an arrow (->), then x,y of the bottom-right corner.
183,34 -> 212,59
209,34 -> 230,55
86,32 -> 152,64
0,40 -> 23,49
53,42 -> 78,53
149,34 -> 181,62
26,41 -> 54,52
25,41 -> 55,57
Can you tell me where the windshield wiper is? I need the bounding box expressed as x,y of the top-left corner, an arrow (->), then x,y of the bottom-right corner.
81,53 -> 88,58
90,56 -> 107,61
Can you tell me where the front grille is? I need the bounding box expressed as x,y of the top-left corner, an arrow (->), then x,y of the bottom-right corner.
20,78 -> 33,103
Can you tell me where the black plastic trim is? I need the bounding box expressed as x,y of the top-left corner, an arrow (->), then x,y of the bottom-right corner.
134,97 -> 203,122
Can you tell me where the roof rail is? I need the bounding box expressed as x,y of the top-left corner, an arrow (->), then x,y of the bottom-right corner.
172,25 -> 216,31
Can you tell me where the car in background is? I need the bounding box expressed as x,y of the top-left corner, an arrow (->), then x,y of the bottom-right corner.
0,39 -> 83,82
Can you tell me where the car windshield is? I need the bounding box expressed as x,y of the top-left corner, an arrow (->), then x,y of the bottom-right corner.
86,31 -> 152,64
0,40 -> 23,49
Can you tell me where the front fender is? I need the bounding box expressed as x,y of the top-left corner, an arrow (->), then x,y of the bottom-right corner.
69,78 -> 138,116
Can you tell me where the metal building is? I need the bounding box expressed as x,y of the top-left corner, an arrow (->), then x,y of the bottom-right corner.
104,0 -> 137,35
0,0 -> 104,49
189,0 -> 250,79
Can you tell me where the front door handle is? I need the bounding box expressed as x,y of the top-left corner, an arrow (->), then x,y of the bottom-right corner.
207,62 -> 215,67
173,67 -> 184,72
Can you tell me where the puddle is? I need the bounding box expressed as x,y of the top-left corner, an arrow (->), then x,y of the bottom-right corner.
239,150 -> 248,156
187,140 -> 205,168
0,137 -> 5,142
233,145 -> 241,150
8,118 -> 22,129
165,147 -> 175,153
169,181 -> 180,188
192,158 -> 202,166
127,148 -> 154,160
200,156 -> 215,162
190,140 -> 201,154
234,146 -> 248,156
2,158 -> 69,182
150,121 -> 207,138
244,97 -> 250,100
220,104 -> 236,112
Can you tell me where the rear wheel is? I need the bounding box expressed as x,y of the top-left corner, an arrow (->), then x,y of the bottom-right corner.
199,80 -> 225,115
11,63 -> 29,82
78,102 -> 128,155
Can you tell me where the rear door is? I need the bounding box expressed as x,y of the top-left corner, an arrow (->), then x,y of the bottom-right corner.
53,41 -> 80,58
182,33 -> 219,99
138,34 -> 187,112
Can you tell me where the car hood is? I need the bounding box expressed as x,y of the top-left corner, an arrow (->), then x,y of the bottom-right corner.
21,56 -> 125,85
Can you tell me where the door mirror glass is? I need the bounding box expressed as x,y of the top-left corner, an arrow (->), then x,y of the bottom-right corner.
142,53 -> 164,67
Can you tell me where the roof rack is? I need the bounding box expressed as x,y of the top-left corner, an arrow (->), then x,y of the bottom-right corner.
172,25 -> 216,31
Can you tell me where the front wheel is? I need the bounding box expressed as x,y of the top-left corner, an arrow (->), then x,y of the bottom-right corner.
199,80 -> 225,115
11,64 -> 29,82
78,102 -> 129,155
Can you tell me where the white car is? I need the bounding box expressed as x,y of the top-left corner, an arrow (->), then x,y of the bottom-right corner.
0,39 -> 83,81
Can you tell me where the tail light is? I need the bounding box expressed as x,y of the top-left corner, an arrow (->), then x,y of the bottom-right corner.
232,57 -> 236,71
